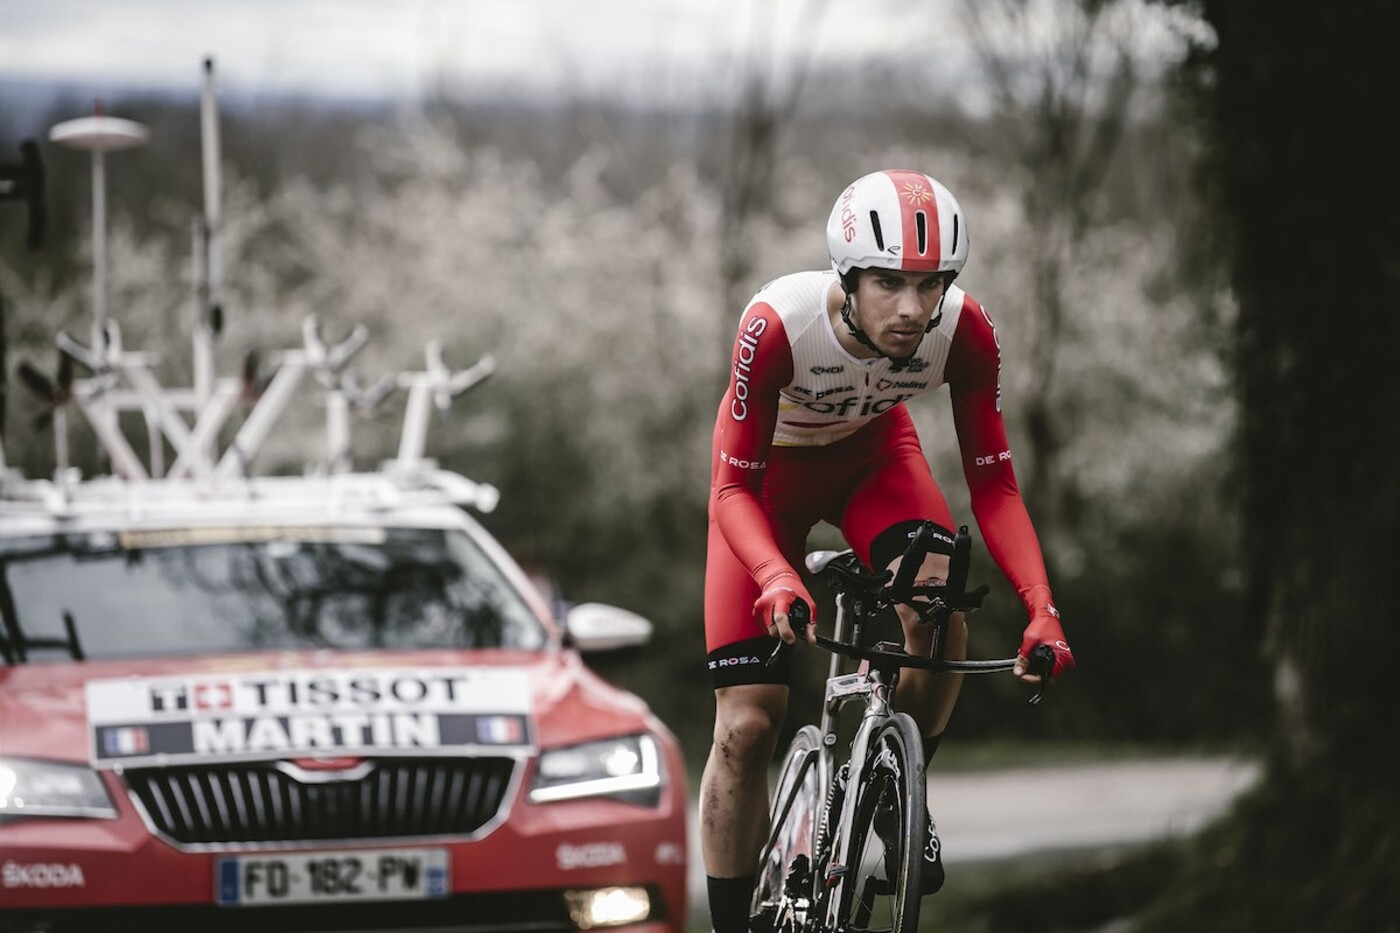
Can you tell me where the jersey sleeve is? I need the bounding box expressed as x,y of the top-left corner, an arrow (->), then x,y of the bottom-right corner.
945,299 -> 1057,619
712,302 -> 796,588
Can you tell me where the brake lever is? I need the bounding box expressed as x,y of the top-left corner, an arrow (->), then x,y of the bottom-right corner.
1026,644 -> 1056,706
764,598 -> 812,668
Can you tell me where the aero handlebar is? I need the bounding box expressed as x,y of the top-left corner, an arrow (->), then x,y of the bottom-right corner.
767,522 -> 1057,700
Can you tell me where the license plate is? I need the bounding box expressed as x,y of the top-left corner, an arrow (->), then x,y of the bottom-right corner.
216,848 -> 449,906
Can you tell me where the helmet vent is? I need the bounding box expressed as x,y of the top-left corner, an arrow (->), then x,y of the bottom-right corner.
915,211 -> 928,256
869,210 -> 885,252
952,215 -> 960,254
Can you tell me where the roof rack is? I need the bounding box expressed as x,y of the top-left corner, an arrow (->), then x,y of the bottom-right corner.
0,59 -> 499,517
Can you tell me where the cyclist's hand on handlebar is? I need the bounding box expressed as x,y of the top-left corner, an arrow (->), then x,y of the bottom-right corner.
753,573 -> 817,645
1014,605 -> 1074,684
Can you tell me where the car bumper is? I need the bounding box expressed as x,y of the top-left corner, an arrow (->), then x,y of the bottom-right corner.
0,897 -> 679,933
0,785 -> 688,932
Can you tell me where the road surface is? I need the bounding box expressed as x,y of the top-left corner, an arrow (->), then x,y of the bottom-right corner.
926,756 -> 1261,862
687,755 -> 1260,919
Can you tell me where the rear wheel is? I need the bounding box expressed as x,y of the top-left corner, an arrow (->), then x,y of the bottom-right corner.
832,713 -> 925,933
750,725 -> 824,933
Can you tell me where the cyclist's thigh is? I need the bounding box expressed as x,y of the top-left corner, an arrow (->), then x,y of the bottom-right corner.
705,505 -> 811,689
839,408 -> 955,571
706,443 -> 853,686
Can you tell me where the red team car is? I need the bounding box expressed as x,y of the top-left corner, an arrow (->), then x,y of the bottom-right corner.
0,81 -> 687,932
0,476 -> 689,932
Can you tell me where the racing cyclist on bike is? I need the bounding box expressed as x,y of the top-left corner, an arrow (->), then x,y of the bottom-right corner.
700,169 -> 1075,933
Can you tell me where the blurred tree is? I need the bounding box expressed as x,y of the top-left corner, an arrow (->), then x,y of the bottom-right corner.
1140,0 -> 1400,927
880,0 -> 1250,742
958,0 -> 1145,537
716,0 -> 829,326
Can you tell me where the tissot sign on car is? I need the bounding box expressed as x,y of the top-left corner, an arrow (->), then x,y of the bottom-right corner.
86,668 -> 534,766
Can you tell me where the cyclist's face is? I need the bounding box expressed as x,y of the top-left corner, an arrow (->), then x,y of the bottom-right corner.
851,270 -> 946,357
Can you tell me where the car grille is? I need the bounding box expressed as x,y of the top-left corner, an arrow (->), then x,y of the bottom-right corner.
124,757 -> 517,846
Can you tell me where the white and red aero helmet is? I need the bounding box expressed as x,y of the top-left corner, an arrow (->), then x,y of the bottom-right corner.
826,169 -> 969,279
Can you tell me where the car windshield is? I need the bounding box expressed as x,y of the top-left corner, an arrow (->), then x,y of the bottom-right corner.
0,525 -> 548,662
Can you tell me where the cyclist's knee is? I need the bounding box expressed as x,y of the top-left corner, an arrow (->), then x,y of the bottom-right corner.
887,550 -> 952,632
898,608 -> 967,657
711,686 -> 785,774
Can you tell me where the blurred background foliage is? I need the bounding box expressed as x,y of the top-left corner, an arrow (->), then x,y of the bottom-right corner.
0,0 -> 1262,764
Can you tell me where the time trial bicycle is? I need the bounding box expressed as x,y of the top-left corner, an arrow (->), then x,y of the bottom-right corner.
749,522 -> 1054,933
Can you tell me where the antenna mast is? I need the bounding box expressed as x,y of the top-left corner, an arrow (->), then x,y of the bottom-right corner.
48,107 -> 149,359
47,106 -> 148,479
196,56 -> 222,412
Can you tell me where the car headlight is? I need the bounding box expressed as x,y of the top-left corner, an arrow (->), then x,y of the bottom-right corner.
530,734 -> 662,805
0,758 -> 118,820
564,886 -> 652,929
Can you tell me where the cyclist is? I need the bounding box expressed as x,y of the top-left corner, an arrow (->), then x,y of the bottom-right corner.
700,169 -> 1075,933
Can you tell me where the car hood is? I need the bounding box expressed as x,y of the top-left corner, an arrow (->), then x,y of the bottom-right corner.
0,650 -> 654,769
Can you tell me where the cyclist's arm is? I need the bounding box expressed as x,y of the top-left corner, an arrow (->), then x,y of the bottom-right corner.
712,303 -> 815,637
946,299 -> 1073,678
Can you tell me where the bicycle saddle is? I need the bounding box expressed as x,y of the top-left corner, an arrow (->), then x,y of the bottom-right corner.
806,549 -> 891,590
804,548 -> 854,575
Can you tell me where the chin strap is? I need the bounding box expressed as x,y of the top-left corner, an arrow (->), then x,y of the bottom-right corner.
840,291 -> 883,356
841,290 -> 946,372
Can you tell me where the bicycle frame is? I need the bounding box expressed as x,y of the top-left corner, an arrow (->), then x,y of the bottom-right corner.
813,589 -> 916,929
754,588 -> 899,931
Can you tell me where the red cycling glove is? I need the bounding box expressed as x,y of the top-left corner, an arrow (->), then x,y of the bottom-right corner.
752,571 -> 817,642
1018,604 -> 1075,681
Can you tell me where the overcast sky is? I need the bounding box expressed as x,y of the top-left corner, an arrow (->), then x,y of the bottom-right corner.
0,0 -> 955,103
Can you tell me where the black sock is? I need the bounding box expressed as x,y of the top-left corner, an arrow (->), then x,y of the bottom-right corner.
707,874 -> 756,933
924,732 -> 943,767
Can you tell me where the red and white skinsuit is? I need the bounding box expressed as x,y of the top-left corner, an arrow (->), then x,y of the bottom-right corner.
705,269 -> 1068,685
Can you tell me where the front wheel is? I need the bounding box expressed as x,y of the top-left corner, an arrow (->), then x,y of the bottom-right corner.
831,713 -> 925,933
751,725 -> 823,933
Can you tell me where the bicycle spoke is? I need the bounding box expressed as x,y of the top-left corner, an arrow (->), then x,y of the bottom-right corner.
854,875 -> 880,930
751,726 -> 824,932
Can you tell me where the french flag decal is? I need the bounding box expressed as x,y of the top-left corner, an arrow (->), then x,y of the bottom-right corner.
476,716 -> 523,744
103,726 -> 150,756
